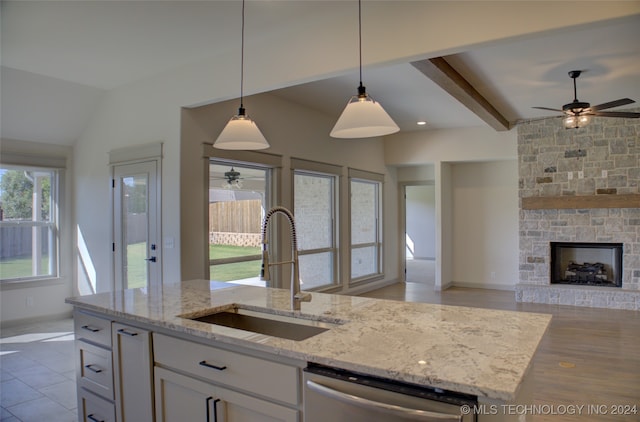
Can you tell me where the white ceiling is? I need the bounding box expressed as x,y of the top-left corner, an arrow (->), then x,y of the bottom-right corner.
2,2 -> 639,145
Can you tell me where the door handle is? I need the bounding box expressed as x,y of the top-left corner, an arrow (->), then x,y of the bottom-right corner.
145,256 -> 157,262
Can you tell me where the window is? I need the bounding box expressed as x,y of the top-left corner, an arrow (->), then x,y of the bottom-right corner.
350,171 -> 383,281
294,170 -> 338,289
0,165 -> 59,281
208,161 -> 269,284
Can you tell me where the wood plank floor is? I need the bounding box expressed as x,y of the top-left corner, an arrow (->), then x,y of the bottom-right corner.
361,283 -> 640,422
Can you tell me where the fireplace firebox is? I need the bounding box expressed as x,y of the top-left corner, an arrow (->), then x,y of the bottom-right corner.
550,242 -> 623,287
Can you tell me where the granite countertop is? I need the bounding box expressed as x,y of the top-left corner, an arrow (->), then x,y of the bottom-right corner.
66,280 -> 551,401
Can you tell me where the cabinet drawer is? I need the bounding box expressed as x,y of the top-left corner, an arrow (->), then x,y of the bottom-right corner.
78,388 -> 116,422
74,311 -> 112,348
77,340 -> 114,400
153,333 -> 299,405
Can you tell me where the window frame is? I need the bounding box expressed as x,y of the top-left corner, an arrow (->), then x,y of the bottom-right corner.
292,162 -> 340,290
0,163 -> 61,283
349,168 -> 384,284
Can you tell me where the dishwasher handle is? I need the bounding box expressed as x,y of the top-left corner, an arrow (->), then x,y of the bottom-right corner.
306,380 -> 462,422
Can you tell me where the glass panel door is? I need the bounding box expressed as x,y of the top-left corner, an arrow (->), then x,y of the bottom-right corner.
113,161 -> 159,290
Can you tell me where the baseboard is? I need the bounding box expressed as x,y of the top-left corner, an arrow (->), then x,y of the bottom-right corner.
0,310 -> 73,329
450,281 -> 515,291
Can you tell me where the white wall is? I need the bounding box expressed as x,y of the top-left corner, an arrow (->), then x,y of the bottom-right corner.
0,139 -> 74,325
385,127 -> 518,290
68,2 -> 636,299
405,185 -> 436,260
451,161 -> 519,289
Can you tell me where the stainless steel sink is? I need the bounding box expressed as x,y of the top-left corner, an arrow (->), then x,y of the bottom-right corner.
183,306 -> 342,341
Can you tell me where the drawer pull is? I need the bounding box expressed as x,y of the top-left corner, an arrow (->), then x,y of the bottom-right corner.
117,328 -> 138,337
84,364 -> 103,373
81,325 -> 100,333
199,360 -> 227,371
87,414 -> 104,422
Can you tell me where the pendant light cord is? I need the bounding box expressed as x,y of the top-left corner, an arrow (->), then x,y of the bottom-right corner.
239,0 -> 246,112
358,0 -> 362,87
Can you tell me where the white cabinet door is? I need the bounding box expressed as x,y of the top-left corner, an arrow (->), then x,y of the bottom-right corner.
215,386 -> 299,422
112,322 -> 154,421
155,367 -> 299,422
154,367 -> 217,422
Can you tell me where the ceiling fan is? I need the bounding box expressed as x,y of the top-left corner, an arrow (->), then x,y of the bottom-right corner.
533,70 -> 640,128
214,167 -> 244,189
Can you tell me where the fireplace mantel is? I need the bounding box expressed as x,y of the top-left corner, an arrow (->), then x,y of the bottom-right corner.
521,194 -> 640,210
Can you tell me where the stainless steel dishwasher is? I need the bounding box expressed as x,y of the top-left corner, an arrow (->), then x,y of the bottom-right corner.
304,363 -> 476,422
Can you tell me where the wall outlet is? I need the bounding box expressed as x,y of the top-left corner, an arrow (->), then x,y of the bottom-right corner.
568,172 -> 573,180
602,170 -> 608,178
578,171 -> 584,179
26,297 -> 34,307
490,271 -> 496,280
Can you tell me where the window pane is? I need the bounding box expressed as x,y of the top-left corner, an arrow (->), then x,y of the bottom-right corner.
0,167 -> 57,281
351,246 -> 378,279
294,173 -> 333,250
299,252 -> 333,289
209,162 -> 267,285
351,180 -> 377,244
122,175 -> 148,289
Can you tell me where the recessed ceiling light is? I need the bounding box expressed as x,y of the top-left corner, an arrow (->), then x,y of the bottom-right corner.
417,121 -> 427,126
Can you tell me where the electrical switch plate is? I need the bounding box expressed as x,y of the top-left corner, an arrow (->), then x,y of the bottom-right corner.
602,170 -> 608,178
578,171 -> 584,179
568,172 -> 573,180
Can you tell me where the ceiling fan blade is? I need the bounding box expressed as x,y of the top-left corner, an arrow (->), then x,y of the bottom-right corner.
532,106 -> 564,113
590,98 -> 635,111
589,111 -> 640,118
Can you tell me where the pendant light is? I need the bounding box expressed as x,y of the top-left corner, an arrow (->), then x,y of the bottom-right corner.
330,0 -> 399,139
214,0 -> 269,150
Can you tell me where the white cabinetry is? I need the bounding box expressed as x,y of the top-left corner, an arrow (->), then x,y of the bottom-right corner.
73,311 -> 154,422
112,322 -> 154,421
153,333 -> 300,422
74,310 -> 115,422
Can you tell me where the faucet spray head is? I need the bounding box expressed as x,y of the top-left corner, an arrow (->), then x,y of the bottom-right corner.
260,247 -> 270,281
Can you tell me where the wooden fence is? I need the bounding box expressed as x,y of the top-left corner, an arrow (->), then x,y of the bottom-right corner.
209,200 -> 262,234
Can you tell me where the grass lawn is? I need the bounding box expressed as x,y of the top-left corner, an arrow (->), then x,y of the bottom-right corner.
0,255 -> 51,280
0,244 -> 261,284
210,244 -> 261,282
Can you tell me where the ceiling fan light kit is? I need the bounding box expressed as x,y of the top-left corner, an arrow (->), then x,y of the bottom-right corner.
533,70 -> 640,130
214,0 -> 270,150
330,0 -> 399,139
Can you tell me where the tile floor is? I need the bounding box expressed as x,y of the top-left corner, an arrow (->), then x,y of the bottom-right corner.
1,318 -> 77,422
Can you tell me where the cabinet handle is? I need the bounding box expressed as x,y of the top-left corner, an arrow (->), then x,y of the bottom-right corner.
84,364 -> 102,373
117,328 -> 138,336
87,414 -> 104,422
213,398 -> 221,422
206,397 -> 221,422
198,360 -> 227,371
81,325 -> 100,333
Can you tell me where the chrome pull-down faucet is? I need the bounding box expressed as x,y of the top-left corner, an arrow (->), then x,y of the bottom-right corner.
260,206 -> 311,310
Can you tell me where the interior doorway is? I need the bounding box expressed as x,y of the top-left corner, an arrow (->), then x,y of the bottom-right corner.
404,184 -> 436,285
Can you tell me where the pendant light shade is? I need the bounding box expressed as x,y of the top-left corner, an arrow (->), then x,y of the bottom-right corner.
214,0 -> 269,150
215,107 -> 269,150
331,85 -> 399,138
330,0 -> 399,139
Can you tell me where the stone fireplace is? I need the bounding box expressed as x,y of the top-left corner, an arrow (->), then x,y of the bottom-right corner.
515,111 -> 640,310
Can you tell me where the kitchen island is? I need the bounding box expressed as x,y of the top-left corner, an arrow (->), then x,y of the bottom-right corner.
66,280 -> 551,421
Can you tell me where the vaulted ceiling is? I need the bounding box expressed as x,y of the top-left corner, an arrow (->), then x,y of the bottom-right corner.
2,2 -> 639,145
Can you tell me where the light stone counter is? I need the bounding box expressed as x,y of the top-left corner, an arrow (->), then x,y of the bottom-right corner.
66,280 -> 551,402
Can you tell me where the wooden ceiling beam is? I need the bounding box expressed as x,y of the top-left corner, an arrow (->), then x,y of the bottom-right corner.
411,57 -> 511,131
